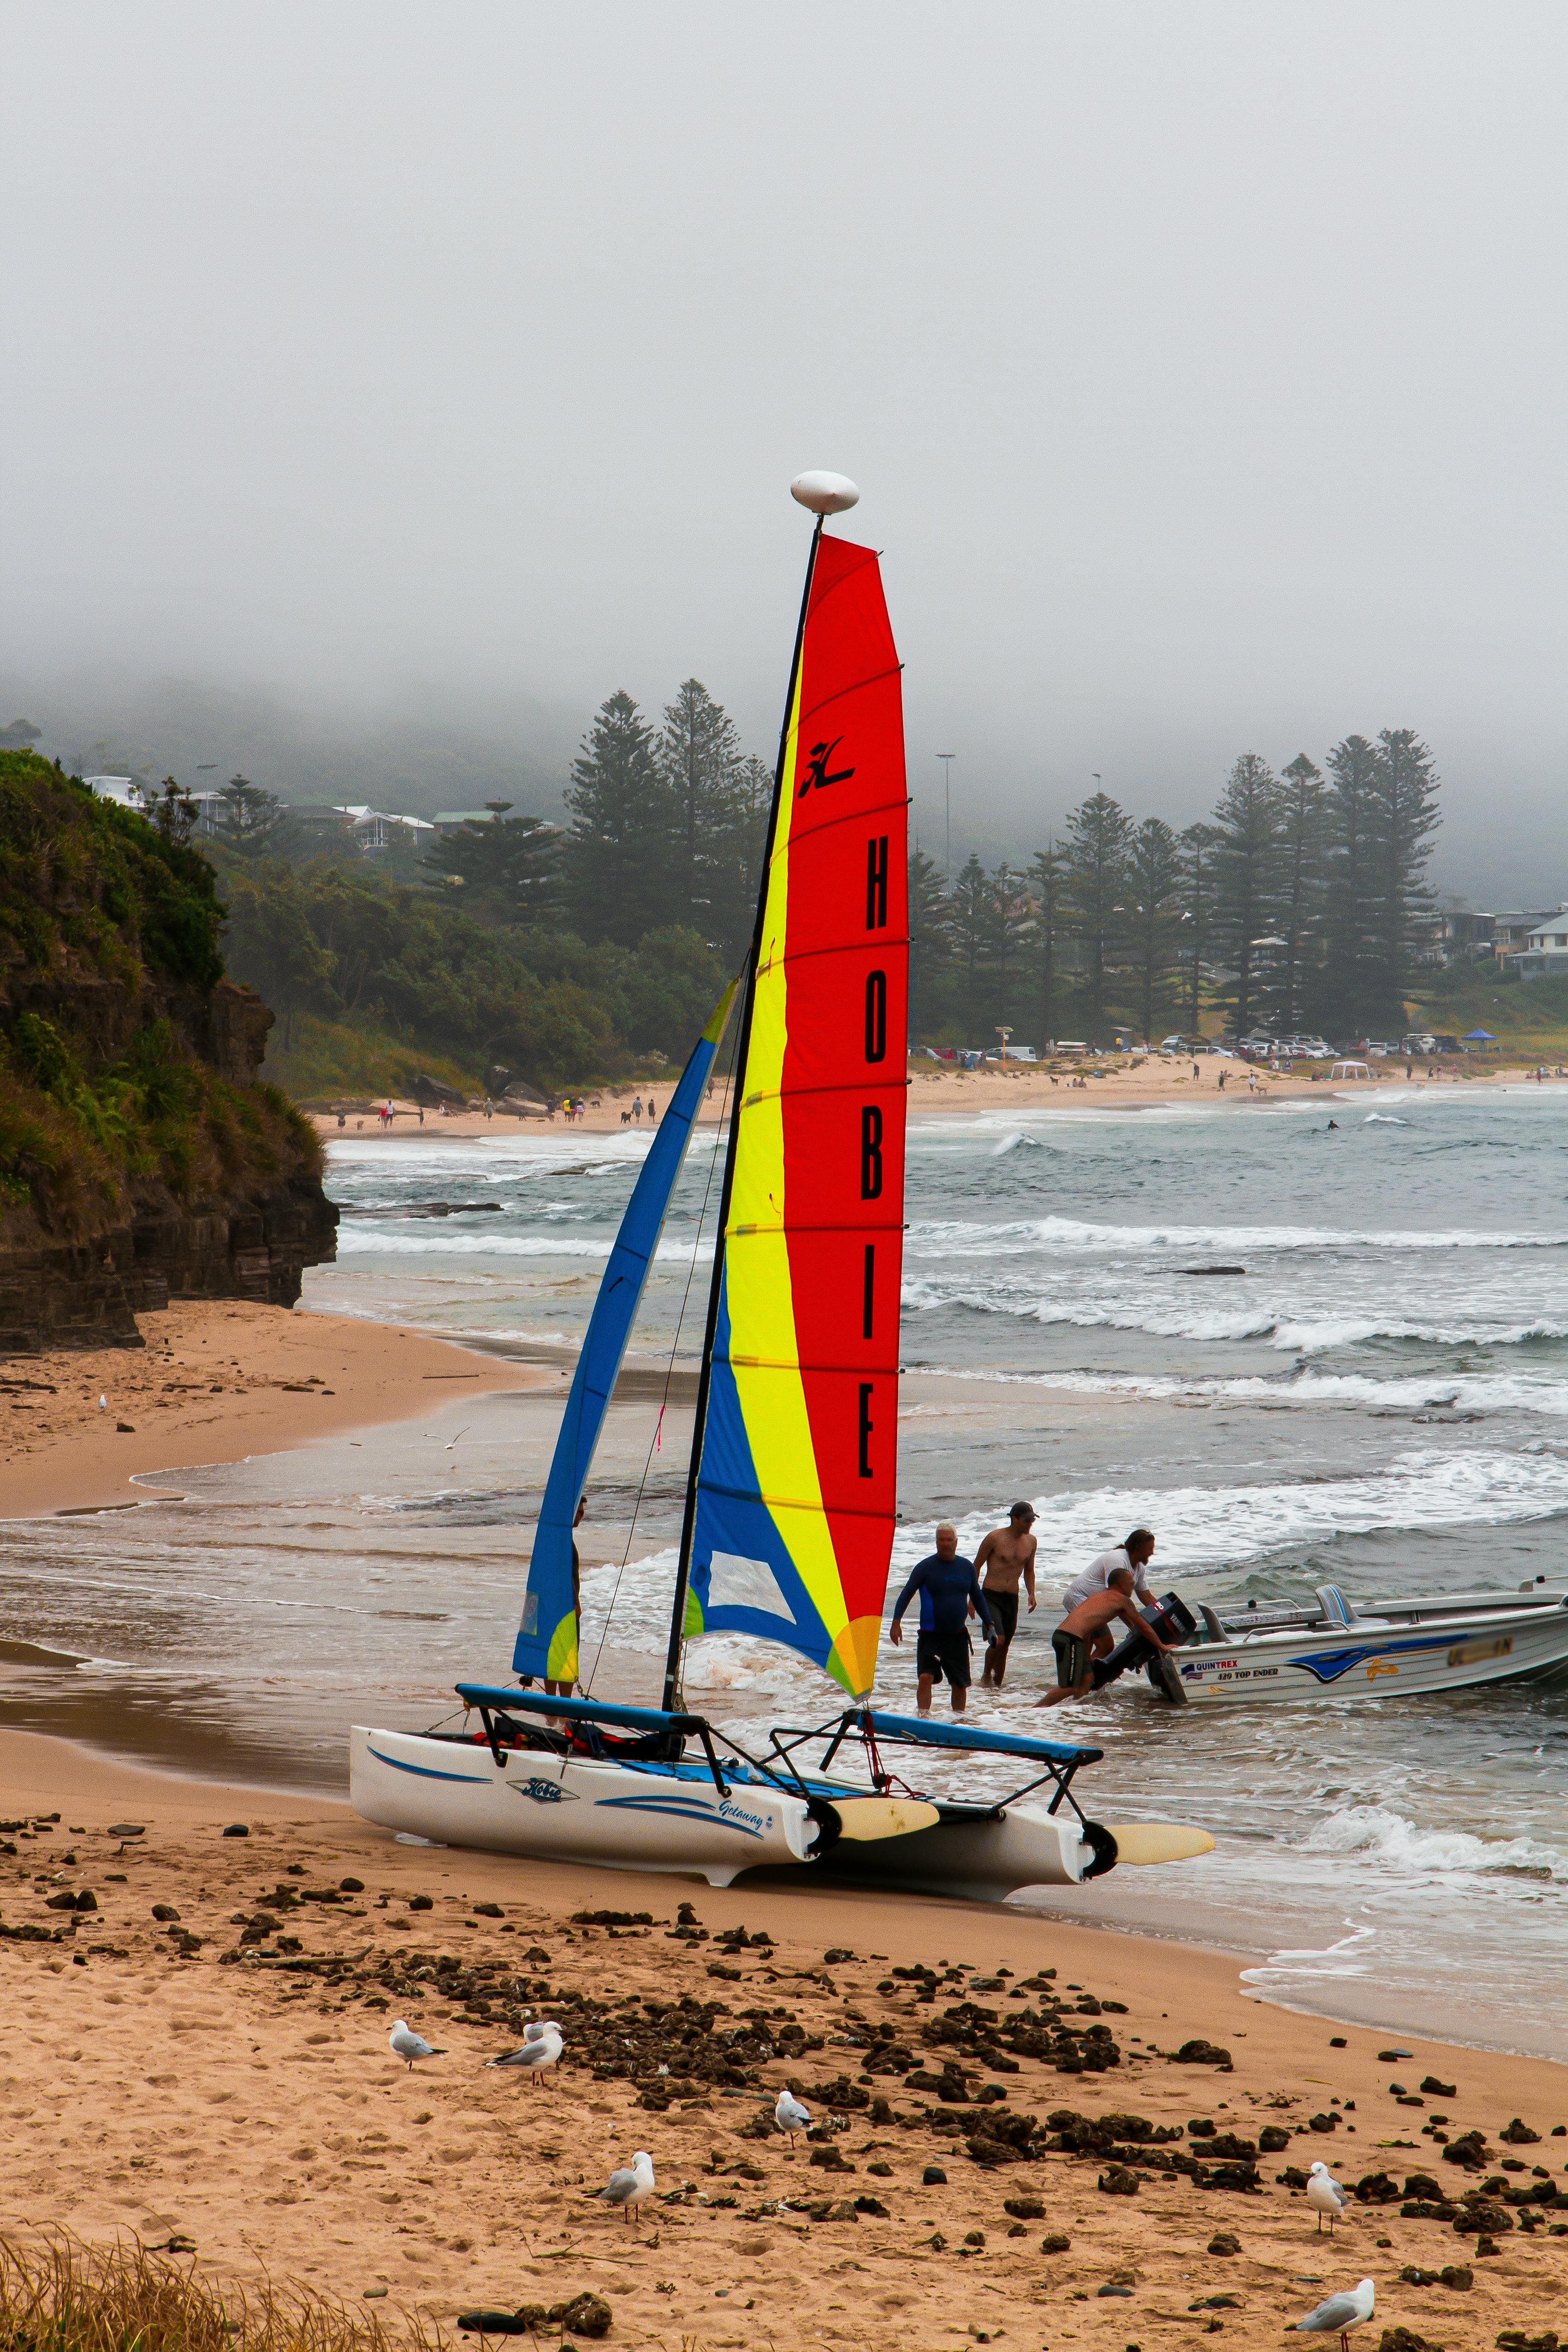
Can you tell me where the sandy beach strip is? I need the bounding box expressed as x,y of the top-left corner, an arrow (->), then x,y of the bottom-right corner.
307,1055 -> 1537,1142
0,1299 -> 549,1522
0,1724 -> 1562,2352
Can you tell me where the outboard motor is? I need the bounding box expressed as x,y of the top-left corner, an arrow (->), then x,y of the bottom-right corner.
1091,1590 -> 1197,1702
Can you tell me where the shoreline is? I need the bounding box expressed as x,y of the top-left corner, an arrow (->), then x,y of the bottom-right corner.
0,1714 -> 1556,2070
304,1057 -> 1554,1141
3,1723 -> 1568,2352
0,1297 -> 549,1521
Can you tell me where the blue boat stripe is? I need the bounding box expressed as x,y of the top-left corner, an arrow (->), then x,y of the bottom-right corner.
366,1745 -> 490,1783
593,1797 -> 766,1837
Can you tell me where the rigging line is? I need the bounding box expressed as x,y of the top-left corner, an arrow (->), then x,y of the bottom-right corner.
583,1006 -> 742,1700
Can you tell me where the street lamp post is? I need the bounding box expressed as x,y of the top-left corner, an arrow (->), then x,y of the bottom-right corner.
937,753 -> 956,878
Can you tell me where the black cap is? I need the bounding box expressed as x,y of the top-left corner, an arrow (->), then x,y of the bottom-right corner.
1008,1502 -> 1036,1520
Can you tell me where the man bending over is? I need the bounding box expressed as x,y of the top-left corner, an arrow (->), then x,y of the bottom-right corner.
890,1523 -> 994,1715
1036,1566 -> 1177,1708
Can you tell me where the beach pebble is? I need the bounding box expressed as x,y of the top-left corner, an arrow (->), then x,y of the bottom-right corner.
152,1904 -> 181,1922
221,1824 -> 249,1838
922,2165 -> 947,2186
1041,2233 -> 1071,2253
1097,2283 -> 1133,2297
107,1824 -> 144,1838
1207,2233 -> 1240,2256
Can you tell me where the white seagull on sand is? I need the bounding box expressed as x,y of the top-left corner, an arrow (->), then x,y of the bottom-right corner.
775,2088 -> 811,2148
1307,2160 -> 1350,2233
1293,2277 -> 1375,2352
592,2149 -> 655,2224
388,2019 -> 443,2070
487,2020 -> 563,2083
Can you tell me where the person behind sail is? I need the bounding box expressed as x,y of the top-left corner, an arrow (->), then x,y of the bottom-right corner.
544,1498 -> 586,1701
889,1523 -> 994,1716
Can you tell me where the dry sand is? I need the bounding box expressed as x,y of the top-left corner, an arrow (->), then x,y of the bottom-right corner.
0,1300 -> 546,1521
308,1055 -> 1536,1143
0,1725 -> 1562,2352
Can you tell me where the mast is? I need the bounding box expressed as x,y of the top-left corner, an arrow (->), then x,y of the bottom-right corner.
659,473 -> 859,1713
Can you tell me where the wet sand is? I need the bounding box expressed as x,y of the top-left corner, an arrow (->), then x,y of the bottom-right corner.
0,1300 -> 547,1521
0,1724 -> 1562,2352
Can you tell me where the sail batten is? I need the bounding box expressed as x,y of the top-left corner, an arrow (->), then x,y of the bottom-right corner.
687,532 -> 907,1701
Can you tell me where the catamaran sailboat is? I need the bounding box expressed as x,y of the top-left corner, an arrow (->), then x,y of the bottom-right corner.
350,472 -> 1213,1901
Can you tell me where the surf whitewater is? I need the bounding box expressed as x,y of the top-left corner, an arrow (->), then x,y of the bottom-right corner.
6,1082 -> 1568,2055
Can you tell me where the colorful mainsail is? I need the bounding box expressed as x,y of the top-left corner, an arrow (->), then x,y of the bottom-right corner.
512,982 -> 737,1685
685,533 -> 908,1699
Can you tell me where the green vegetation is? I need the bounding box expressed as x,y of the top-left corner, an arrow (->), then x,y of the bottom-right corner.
0,750 -> 319,1237
0,2230 -> 428,2352
1413,963 -> 1568,1058
214,853 -> 732,1097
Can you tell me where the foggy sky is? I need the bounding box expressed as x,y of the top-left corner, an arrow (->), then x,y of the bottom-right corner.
4,1 -> 1566,901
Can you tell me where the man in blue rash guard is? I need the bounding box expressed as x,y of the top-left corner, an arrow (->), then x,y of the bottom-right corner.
889,1522 -> 995,1715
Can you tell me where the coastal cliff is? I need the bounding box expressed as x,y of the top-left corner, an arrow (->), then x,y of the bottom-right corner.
0,754 -> 336,1352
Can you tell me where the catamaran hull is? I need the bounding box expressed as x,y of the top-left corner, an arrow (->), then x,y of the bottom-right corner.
349,1728 -> 1101,1897
350,1725 -> 821,1887
1167,1602 -> 1568,1703
810,1801 -> 1100,1902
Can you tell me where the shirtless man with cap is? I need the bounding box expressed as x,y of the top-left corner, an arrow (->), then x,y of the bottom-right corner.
972,1503 -> 1038,1689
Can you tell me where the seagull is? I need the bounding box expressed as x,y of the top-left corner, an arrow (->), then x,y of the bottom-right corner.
1294,2277 -> 1375,2352
1307,2160 -> 1350,2233
487,2020 -> 563,2083
593,2149 -> 654,2224
388,2019 -> 443,2070
775,2088 -> 811,2148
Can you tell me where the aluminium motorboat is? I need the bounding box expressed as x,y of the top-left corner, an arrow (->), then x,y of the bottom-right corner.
1130,1578 -> 1568,1703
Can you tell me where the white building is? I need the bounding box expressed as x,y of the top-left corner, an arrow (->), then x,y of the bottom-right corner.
1517,916 -> 1568,981
333,805 -> 437,853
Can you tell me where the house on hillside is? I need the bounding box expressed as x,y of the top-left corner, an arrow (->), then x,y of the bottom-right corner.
1493,909 -> 1565,970
1516,917 -> 1568,981
333,805 -> 436,854
432,809 -> 498,835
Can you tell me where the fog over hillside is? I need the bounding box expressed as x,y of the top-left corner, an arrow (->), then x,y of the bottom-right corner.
4,4 -> 1566,909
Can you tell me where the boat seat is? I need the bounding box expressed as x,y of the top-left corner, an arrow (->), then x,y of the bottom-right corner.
1312,1583 -> 1359,1628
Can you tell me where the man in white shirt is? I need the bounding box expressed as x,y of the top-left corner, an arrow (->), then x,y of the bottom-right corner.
1061,1529 -> 1157,1616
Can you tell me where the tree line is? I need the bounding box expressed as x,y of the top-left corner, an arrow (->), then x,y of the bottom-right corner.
914,731 -> 1441,1046
175,702 -> 1441,1082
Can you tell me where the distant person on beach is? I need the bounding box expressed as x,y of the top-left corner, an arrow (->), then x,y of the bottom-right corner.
890,1522 -> 995,1715
973,1503 -> 1038,1689
1218,1069 -> 1227,1090
1192,1062 -> 1200,1080
633,1096 -> 643,1123
1327,1118 -> 1339,1130
647,1099 -> 657,1124
1037,1566 -> 1178,1707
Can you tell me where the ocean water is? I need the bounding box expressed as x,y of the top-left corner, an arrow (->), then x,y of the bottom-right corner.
8,1082 -> 1568,2056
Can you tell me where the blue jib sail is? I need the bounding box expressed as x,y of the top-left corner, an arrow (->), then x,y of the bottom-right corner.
512,981 -> 738,1684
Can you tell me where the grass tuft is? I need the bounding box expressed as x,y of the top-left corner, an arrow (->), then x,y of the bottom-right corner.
0,2232 -> 440,2352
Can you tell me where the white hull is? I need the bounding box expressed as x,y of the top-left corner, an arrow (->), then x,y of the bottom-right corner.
1168,1588 -> 1568,1704
349,1725 -> 1100,1896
